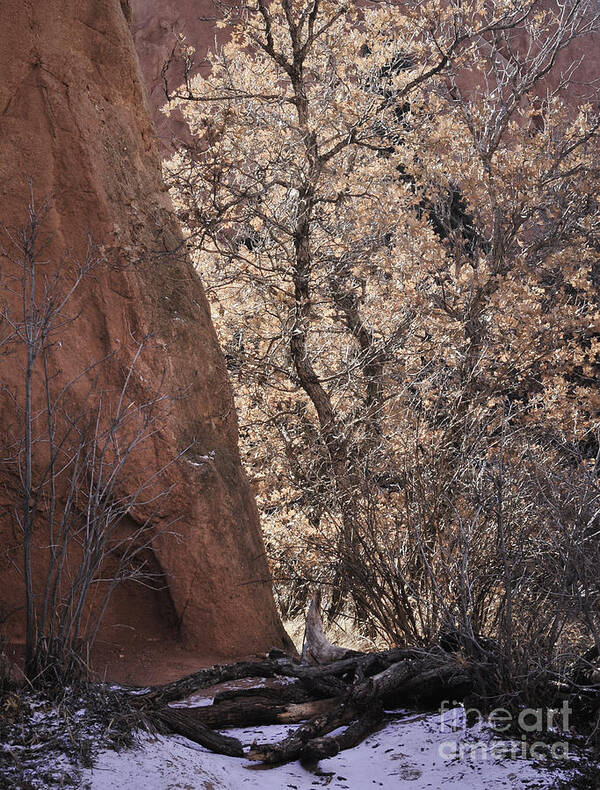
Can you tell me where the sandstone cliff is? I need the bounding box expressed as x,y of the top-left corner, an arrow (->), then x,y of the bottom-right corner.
130,0 -> 220,147
0,0 -> 290,676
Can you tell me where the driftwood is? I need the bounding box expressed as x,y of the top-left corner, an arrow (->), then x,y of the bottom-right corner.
246,697 -> 373,764
138,595 -> 473,764
212,680 -> 310,704
301,589 -> 358,664
136,659 -> 292,708
156,708 -> 245,757
301,703 -> 385,762
168,695 -> 338,728
246,652 -> 470,763
135,648 -> 423,709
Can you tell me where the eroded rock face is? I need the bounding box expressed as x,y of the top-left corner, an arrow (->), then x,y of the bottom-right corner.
0,0 -> 290,669
130,0 -> 223,148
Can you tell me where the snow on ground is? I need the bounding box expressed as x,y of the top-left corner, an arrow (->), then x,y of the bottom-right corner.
81,707 -> 566,789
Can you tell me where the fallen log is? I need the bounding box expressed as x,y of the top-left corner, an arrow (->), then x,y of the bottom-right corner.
141,646 -> 471,763
301,703 -> 386,762
247,702 -> 387,765
212,681 -> 310,705
246,653 -> 471,764
140,595 -> 473,765
134,647 -> 424,709
156,708 -> 244,757
246,697 -> 363,764
136,659 -> 286,708
166,695 -> 337,728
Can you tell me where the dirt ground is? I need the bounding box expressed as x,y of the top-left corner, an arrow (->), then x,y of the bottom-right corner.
3,638 -> 267,687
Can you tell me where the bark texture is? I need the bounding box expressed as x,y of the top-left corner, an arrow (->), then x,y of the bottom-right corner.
139,646 -> 472,764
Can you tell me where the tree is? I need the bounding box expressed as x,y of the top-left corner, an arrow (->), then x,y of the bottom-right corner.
0,195 -> 182,682
165,0 -> 600,680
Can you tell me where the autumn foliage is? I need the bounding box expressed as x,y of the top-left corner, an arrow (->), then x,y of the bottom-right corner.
165,0 -> 600,693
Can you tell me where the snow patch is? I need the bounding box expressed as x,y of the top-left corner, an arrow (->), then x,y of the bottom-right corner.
187,451 -> 216,467
82,707 -> 566,789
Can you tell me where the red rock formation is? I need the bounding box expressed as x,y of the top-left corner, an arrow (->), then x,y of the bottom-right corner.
131,0 -> 600,148
0,0 -> 291,677
130,0 -> 222,147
